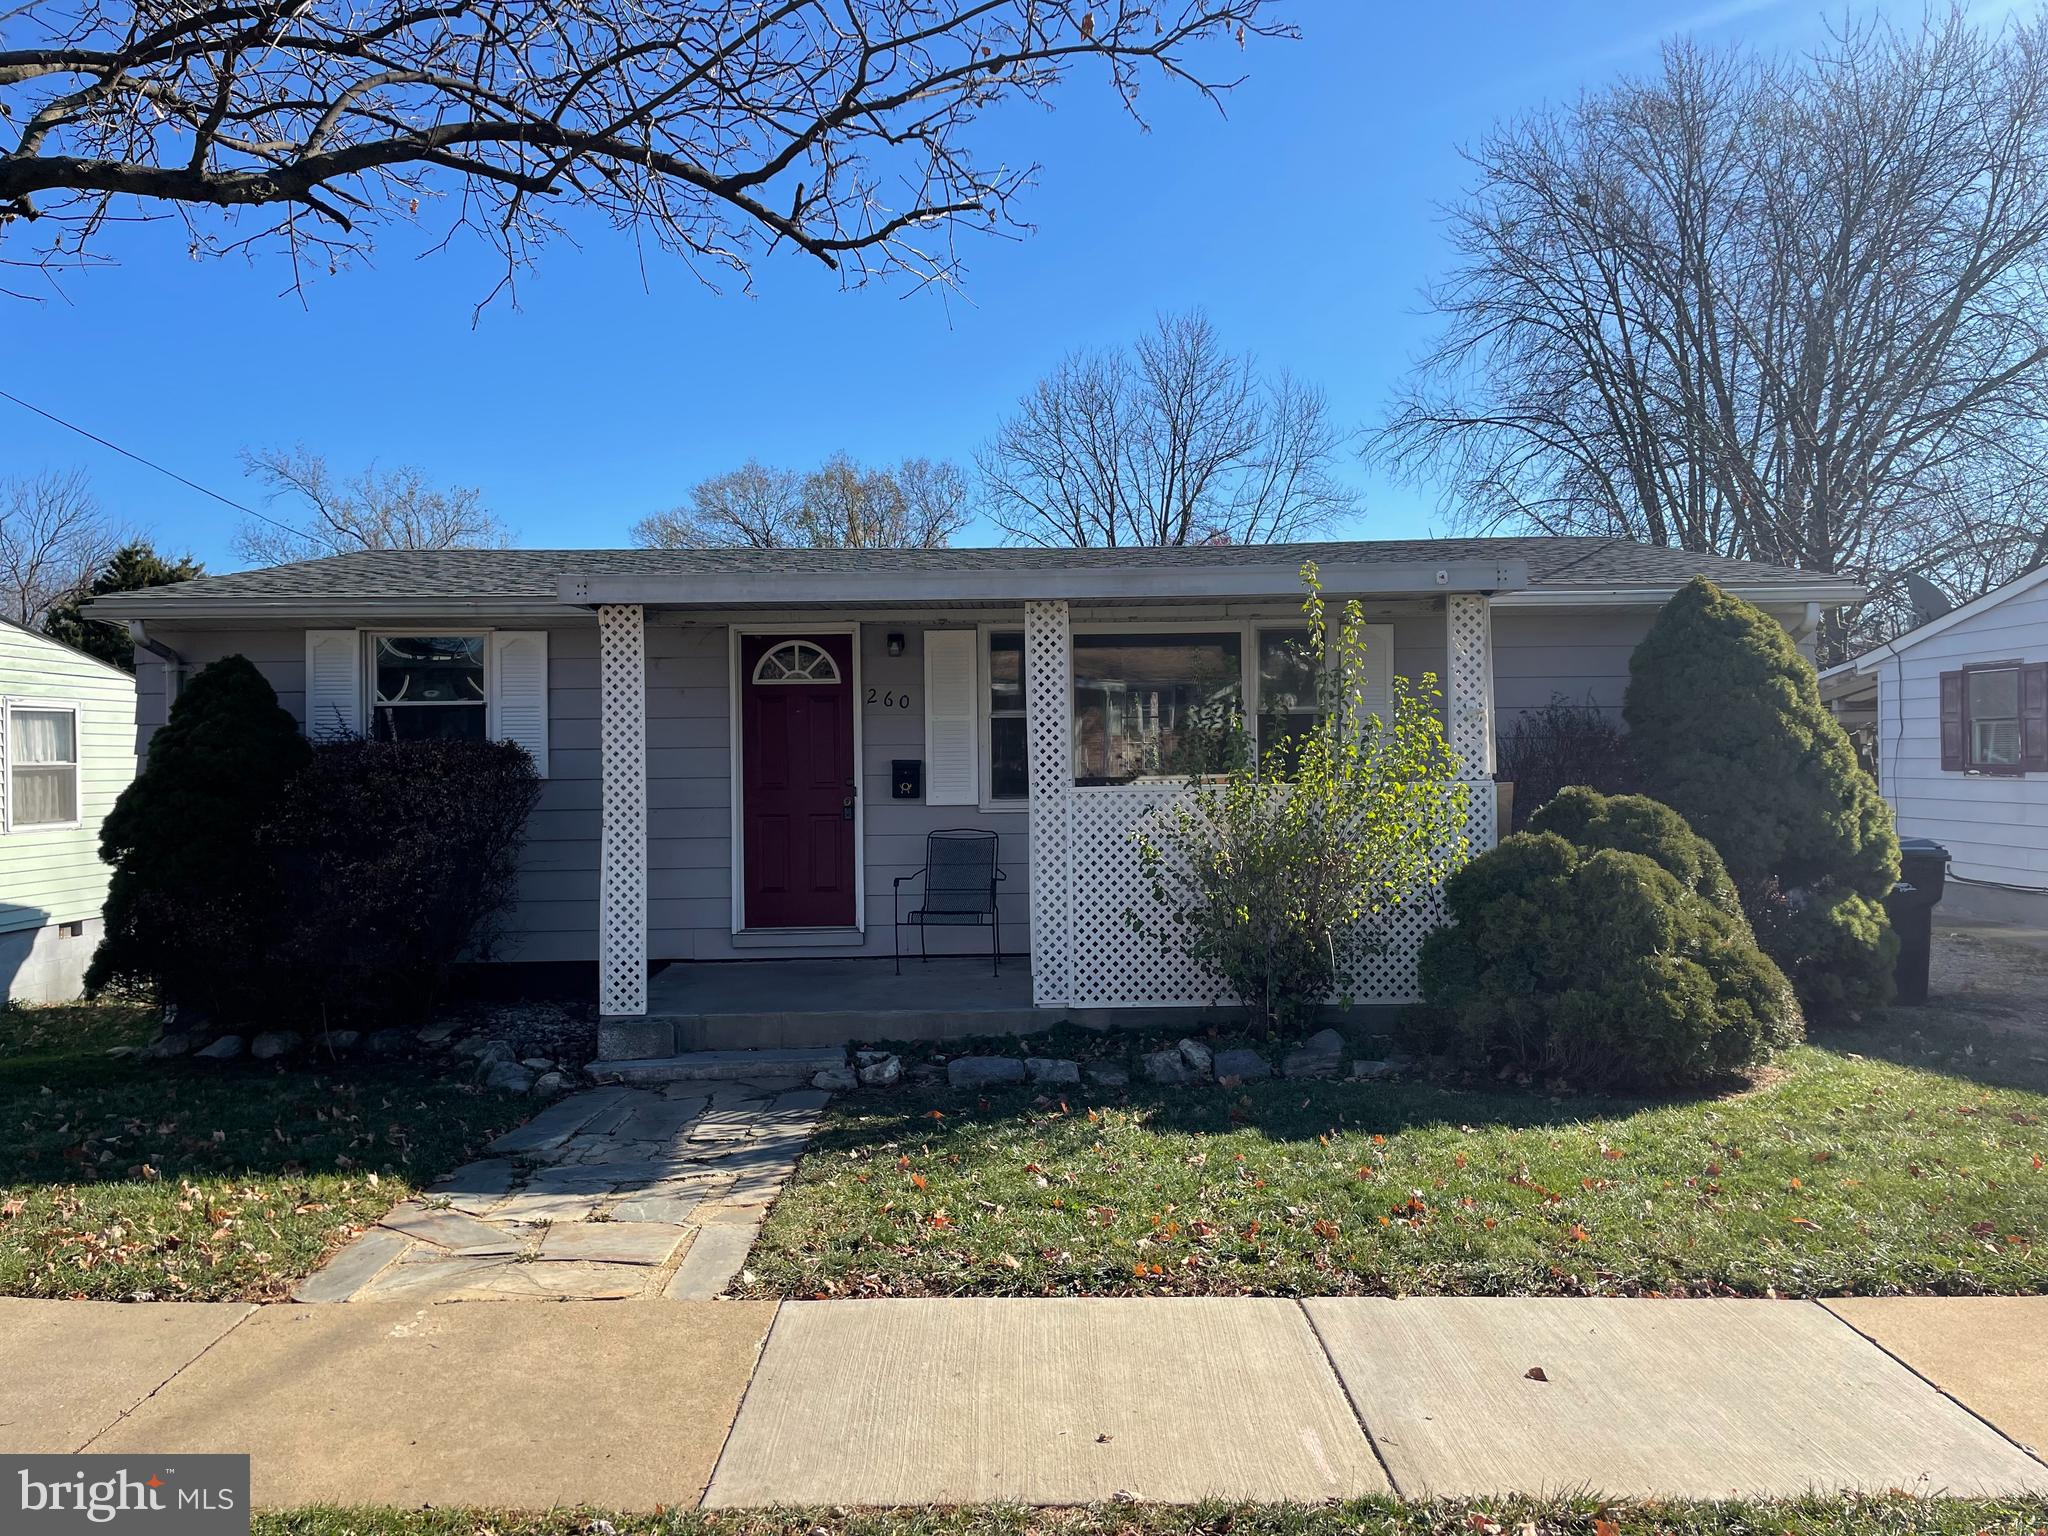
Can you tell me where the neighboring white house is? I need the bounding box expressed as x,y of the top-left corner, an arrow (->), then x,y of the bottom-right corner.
1837,567 -> 2048,925
0,618 -> 137,1004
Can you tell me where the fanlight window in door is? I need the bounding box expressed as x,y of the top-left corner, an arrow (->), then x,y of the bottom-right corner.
753,640 -> 841,685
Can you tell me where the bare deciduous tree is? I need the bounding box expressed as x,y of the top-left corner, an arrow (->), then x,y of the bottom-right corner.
238,447 -> 511,565
633,453 -> 969,548
1372,10 -> 2048,657
979,309 -> 1360,547
0,1 -> 1291,302
0,469 -> 121,627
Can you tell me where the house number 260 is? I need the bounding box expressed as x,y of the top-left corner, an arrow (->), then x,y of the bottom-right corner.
866,688 -> 912,708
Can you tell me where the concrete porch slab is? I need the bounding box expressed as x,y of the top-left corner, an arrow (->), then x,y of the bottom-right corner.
594,1047 -> 847,1085
1825,1296 -> 2048,1459
704,1297 -> 1387,1507
93,1301 -> 777,1510
1305,1297 -> 2048,1499
0,1300 -> 253,1454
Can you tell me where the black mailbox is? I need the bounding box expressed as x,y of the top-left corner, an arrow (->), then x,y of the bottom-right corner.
892,760 -> 923,800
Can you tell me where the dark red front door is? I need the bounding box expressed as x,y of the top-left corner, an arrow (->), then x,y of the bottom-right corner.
740,633 -> 856,928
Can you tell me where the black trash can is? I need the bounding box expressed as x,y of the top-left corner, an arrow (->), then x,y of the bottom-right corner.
1885,838 -> 1951,1004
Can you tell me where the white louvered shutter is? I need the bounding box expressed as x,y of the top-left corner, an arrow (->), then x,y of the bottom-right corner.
304,630 -> 363,740
923,629 -> 978,805
1351,623 -> 1397,736
490,630 -> 549,777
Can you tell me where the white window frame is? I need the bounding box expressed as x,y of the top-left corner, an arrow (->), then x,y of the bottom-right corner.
364,630 -> 491,741
2,696 -> 84,834
976,614 -> 1404,802
977,622 -> 1032,813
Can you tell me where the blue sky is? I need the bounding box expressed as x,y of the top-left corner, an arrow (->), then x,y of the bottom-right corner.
1,0 -> 1983,569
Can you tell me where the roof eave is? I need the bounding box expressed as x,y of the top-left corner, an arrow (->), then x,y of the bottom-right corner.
85,594 -> 571,624
559,557 -> 1532,607
1851,564 -> 2048,671
1493,581 -> 1864,608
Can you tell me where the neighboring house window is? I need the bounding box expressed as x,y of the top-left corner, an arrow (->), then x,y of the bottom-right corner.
986,630 -> 1028,801
1072,631 -> 1243,785
1941,661 -> 2048,775
5,702 -> 80,828
371,635 -> 487,741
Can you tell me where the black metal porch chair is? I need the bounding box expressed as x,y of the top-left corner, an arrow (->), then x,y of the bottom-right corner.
893,829 -> 1005,976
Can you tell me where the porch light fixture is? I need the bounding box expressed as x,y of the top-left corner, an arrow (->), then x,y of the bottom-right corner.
887,632 -> 906,657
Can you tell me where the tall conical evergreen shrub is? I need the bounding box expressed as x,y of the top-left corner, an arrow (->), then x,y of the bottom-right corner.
88,655 -> 310,1019
1624,577 -> 1899,1012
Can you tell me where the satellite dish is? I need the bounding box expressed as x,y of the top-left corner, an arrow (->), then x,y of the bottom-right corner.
1900,573 -> 1954,627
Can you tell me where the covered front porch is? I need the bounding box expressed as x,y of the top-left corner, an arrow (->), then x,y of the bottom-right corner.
579,555 -> 1513,1035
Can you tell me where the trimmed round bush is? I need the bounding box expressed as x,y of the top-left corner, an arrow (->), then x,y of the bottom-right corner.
88,655 -> 310,1019
1624,577 -> 1898,1013
1413,790 -> 1801,1089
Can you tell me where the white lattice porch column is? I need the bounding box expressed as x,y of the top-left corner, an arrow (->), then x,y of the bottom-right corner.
597,604 -> 648,1017
1446,593 -> 1499,852
1023,600 -> 1073,1007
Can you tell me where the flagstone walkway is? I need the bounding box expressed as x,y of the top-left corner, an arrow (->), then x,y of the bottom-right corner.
293,1079 -> 822,1304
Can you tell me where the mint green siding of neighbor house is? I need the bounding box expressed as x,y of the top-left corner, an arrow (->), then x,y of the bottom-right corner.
0,620 -> 135,988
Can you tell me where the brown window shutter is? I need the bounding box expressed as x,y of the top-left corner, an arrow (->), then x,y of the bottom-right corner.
1940,670 -> 1965,771
2022,662 -> 2048,773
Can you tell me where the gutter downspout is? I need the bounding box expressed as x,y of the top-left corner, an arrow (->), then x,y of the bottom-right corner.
128,621 -> 186,701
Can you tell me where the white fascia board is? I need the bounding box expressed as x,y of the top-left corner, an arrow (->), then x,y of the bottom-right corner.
1850,565 -> 2048,672
85,596 -> 572,625
1492,582 -> 1865,609
557,557 -> 1532,607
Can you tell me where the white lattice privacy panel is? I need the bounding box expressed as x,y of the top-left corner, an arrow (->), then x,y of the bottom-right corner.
1333,788 -> 1497,1004
1447,594 -> 1495,781
597,604 -> 648,1017
1024,600 -> 1074,1006
1062,785 -> 1497,1009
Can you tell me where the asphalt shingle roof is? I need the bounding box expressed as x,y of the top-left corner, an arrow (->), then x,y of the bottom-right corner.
94,537 -> 1848,608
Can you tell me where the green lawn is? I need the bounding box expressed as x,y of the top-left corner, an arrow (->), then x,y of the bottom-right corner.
745,1031 -> 2048,1299
249,1498 -> 2048,1536
0,1003 -> 527,1301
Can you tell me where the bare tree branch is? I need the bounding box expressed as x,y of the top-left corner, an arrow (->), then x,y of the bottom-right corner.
1371,8 -> 2048,659
980,307 -> 1361,546
633,451 -> 970,547
0,467 -> 123,627
0,1 -> 1294,303
237,445 -> 511,563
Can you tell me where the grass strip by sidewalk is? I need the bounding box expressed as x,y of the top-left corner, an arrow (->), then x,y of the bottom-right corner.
746,1041 -> 2048,1299
0,1003 -> 525,1301
254,1498 -> 2048,1536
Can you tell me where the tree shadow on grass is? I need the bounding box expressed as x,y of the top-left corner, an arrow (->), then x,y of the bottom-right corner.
800,1069 -> 1682,1161
0,1004 -> 528,1189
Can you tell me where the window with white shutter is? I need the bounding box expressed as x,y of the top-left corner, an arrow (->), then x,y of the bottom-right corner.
304,630 -> 364,739
490,630 -> 550,776
924,629 -> 978,805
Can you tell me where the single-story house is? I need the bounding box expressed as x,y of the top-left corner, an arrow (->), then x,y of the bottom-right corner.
88,538 -> 1860,1053
0,617 -> 137,1005
1823,567 -> 2048,926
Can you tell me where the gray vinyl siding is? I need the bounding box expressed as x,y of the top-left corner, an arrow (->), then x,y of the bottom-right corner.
1490,603 -> 1813,725
1,624 -> 136,936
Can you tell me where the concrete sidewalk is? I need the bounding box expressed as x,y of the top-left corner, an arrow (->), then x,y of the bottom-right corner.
3,1295 -> 2045,1510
